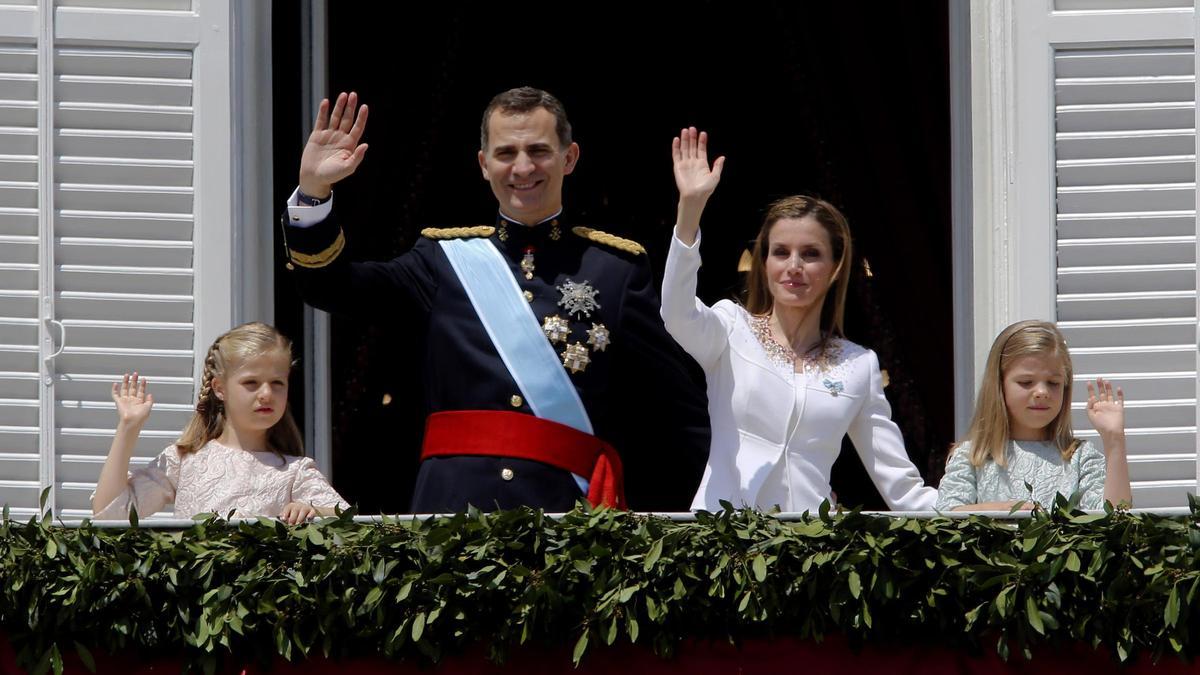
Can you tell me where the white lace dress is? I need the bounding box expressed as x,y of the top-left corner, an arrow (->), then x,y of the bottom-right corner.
934,439 -> 1106,511
93,439 -> 348,519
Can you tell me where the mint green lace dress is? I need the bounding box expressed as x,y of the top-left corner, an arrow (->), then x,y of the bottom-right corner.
935,439 -> 1107,511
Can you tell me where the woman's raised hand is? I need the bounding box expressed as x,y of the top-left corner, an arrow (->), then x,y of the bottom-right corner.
298,91 -> 370,199
111,372 -> 153,429
672,127 -> 725,204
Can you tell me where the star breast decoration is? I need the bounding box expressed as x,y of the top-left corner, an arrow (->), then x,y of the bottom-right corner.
557,279 -> 600,319
586,323 -> 610,352
562,342 -> 591,373
542,315 -> 570,344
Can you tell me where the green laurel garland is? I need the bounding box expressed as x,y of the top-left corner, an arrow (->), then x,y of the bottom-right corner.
1,495 -> 1198,674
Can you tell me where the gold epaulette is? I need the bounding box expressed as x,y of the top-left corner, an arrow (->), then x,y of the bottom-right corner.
289,230 -> 346,269
421,226 -> 496,240
572,226 -> 645,255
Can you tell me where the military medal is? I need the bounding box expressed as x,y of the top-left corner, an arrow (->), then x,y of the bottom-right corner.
586,323 -> 610,352
549,218 -> 561,241
542,315 -> 570,344
521,247 -> 536,280
562,342 -> 591,373
557,279 -> 600,319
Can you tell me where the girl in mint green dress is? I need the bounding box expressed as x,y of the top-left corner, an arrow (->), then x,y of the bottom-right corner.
935,320 -> 1131,511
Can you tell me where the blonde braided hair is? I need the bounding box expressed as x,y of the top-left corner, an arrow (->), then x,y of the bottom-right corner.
176,322 -> 304,456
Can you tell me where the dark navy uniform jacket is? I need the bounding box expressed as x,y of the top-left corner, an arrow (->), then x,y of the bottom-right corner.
282,208 -> 711,513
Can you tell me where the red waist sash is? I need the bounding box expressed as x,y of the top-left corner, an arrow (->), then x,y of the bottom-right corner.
421,410 -> 625,509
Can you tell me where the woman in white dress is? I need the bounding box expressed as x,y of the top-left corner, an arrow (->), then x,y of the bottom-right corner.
662,128 -> 936,512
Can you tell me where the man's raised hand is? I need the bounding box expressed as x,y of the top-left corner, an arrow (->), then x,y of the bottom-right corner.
299,91 -> 369,199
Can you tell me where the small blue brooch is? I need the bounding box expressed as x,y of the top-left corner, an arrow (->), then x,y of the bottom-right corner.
823,379 -> 844,396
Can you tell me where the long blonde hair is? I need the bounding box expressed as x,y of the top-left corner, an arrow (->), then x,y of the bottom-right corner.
743,195 -> 853,356
176,322 -> 303,456
958,320 -> 1081,467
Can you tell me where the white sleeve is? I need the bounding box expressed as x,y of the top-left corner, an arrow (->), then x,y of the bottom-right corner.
659,227 -> 733,371
91,446 -> 181,519
285,186 -> 334,228
846,350 -> 938,510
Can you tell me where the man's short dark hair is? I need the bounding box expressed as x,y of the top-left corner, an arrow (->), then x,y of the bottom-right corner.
480,87 -> 573,150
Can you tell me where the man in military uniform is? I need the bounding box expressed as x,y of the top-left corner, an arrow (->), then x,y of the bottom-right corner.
281,87 -> 710,513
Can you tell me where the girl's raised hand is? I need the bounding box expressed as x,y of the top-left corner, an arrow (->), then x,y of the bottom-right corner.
672,127 -> 725,204
1086,377 -> 1125,439
111,372 -> 153,429
279,501 -> 319,525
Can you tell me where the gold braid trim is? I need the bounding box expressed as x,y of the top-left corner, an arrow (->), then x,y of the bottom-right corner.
421,226 -> 496,240
289,230 -> 346,269
572,226 -> 645,255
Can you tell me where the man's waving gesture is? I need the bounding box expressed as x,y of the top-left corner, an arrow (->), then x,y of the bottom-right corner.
299,91 -> 369,199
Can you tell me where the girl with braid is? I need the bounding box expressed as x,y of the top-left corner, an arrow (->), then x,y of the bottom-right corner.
92,322 -> 346,523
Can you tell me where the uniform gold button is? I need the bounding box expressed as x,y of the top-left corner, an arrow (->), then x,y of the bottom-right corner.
285,262 -> 295,270
510,394 -> 523,408
501,468 -> 514,481
524,291 -> 534,302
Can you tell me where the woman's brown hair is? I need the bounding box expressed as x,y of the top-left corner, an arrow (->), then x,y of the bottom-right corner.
743,195 -> 853,356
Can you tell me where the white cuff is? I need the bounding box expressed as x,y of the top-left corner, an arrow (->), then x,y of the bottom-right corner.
286,186 -> 334,228
672,225 -> 702,250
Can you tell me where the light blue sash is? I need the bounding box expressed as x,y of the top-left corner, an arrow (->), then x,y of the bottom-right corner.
438,237 -> 594,438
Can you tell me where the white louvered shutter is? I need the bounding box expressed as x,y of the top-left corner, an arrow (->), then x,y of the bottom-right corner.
0,0 -> 235,519
0,3 -> 40,519
1029,2 -> 1198,508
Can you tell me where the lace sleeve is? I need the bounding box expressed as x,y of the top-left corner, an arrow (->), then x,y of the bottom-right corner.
935,445 -> 978,511
91,445 -> 181,519
290,458 -> 349,510
1075,440 -> 1106,510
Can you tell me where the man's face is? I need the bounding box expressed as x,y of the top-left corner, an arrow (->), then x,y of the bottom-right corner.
478,107 -> 579,225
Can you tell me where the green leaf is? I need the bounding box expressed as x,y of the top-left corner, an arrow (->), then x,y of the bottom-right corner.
604,617 -> 618,645
848,570 -> 861,599
1165,585 -> 1180,628
1065,551 -> 1081,572
1025,595 -> 1045,635
307,526 -> 325,546
627,617 -> 639,643
752,555 -> 767,582
45,538 -> 57,559
411,612 -> 426,641
995,586 -> 1012,618
572,632 -> 589,665
73,642 -> 95,673
50,644 -> 63,675
643,539 -> 663,572
363,586 -> 383,609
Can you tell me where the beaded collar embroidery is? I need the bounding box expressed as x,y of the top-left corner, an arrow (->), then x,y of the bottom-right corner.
748,313 -> 843,374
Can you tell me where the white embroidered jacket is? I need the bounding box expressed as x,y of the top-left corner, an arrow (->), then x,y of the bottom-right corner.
661,229 -> 937,512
